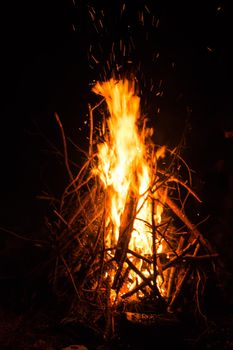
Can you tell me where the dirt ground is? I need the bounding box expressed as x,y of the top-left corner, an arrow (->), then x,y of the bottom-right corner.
0,261 -> 232,350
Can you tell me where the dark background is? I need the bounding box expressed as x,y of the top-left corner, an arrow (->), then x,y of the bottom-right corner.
0,0 -> 232,284
0,2 -> 233,349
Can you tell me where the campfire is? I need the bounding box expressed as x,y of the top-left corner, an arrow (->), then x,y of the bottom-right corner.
47,78 -> 218,338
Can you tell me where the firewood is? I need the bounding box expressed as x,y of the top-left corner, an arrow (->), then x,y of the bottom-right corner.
112,186 -> 139,289
165,197 -> 214,254
125,258 -> 154,291
43,79 -> 220,338
168,243 -> 200,310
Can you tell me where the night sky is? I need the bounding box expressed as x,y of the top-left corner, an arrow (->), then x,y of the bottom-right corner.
1,0 -> 232,247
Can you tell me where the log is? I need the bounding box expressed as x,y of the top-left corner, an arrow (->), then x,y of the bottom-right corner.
112,186 -> 138,289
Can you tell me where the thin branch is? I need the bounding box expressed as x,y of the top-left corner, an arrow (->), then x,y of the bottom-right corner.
0,226 -> 49,246
165,197 -> 214,253
88,103 -> 94,157
60,254 -> 80,298
54,112 -> 74,182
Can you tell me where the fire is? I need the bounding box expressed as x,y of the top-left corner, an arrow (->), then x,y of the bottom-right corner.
92,78 -> 166,299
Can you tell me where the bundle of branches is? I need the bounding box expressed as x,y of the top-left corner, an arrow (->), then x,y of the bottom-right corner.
42,83 -> 219,339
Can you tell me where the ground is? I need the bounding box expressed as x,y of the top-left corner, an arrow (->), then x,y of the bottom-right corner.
0,306 -> 233,349
0,256 -> 232,350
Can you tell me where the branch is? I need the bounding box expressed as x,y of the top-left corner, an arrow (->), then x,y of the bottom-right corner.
54,112 -> 74,182
165,197 -> 214,253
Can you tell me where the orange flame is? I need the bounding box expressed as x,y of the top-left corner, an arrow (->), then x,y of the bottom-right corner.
93,78 -> 166,297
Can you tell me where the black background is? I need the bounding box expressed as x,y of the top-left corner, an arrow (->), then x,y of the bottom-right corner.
0,2 -> 233,349
0,0 -> 232,272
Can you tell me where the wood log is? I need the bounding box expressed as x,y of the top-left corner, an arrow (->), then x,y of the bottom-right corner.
112,186 -> 138,290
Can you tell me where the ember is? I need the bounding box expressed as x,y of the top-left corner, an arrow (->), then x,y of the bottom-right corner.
47,77 -> 219,338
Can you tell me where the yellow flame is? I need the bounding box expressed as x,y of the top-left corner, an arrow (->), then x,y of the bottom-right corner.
93,78 -> 166,296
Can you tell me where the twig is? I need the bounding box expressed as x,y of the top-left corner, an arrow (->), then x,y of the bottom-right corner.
53,210 -> 69,228
88,103 -> 94,157
0,226 -> 48,246
162,238 -> 199,270
122,278 -> 152,299
60,254 -> 80,298
195,268 -> 208,322
151,198 -> 161,295
165,197 -> 213,253
168,243 -> 200,310
54,112 -> 74,183
127,249 -> 151,264
126,258 -> 154,292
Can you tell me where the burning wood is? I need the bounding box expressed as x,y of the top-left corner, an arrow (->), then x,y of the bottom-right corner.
45,78 -> 219,338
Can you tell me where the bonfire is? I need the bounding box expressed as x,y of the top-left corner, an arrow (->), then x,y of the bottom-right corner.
45,78 -> 219,339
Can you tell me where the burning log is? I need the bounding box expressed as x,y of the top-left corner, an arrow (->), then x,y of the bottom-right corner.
113,186 -> 139,289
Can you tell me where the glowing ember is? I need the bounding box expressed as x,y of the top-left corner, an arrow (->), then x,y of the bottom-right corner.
92,78 -> 167,299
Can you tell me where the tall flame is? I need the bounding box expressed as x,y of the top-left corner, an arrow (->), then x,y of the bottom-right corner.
93,79 -> 166,297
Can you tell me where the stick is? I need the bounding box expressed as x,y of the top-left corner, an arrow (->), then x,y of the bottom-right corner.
54,112 -> 74,183
165,197 -> 213,253
166,236 -> 185,299
126,258 -> 154,291
168,243 -> 200,310
112,186 -> 138,290
162,238 -> 199,271
122,278 -> 152,299
151,198 -> 163,297
60,254 -> 80,298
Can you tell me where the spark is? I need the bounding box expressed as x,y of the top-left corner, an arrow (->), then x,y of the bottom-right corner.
88,8 -> 95,21
144,5 -> 150,14
120,3 -> 126,16
206,46 -> 213,52
139,11 -> 144,26
217,6 -> 223,12
82,1 -> 162,105
91,55 -> 99,64
99,19 -> 103,29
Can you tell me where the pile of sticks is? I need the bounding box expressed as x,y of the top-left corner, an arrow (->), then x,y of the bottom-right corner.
42,109 -> 219,338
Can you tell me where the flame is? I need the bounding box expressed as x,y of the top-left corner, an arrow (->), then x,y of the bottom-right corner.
93,79 -> 166,298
